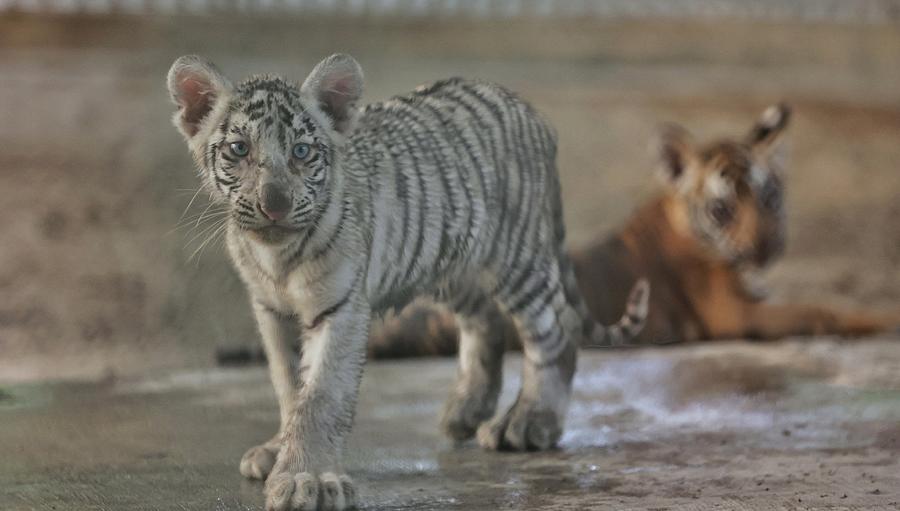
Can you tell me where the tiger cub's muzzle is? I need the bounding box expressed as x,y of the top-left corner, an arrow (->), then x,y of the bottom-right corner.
259,183 -> 292,222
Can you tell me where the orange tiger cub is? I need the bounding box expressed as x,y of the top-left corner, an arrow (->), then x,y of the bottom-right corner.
574,104 -> 896,342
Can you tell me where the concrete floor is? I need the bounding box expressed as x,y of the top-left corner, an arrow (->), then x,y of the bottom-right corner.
3,339 -> 900,510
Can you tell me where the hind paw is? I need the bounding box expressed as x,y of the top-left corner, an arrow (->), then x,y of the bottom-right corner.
440,391 -> 496,442
476,401 -> 562,451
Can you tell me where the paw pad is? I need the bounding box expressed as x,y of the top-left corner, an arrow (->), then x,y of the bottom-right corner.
265,471 -> 356,511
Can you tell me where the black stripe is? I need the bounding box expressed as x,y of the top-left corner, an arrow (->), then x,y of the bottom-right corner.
214,173 -> 234,192
532,326 -> 562,351
245,99 -> 266,113
383,142 -> 412,290
307,202 -> 350,261
509,106 -> 549,274
388,106 -> 429,288
305,287 -> 353,331
499,91 -> 542,264
412,77 -> 465,97
507,276 -> 546,315
500,265 -> 536,305
278,104 -> 293,125
257,302 -> 297,320
499,104 -> 534,274
374,143 -> 407,292
284,222 -> 318,269
509,281 -> 560,317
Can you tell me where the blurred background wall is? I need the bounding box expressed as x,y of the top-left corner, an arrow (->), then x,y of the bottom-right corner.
1,0 -> 899,381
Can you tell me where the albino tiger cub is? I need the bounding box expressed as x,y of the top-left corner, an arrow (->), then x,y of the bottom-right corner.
167,54 -> 648,511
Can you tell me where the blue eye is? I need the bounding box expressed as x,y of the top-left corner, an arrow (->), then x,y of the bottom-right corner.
292,143 -> 311,160
229,141 -> 249,157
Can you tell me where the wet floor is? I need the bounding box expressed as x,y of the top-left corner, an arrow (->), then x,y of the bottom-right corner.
2,337 -> 900,510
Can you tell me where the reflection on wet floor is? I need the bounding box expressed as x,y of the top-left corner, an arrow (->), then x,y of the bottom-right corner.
2,338 -> 900,510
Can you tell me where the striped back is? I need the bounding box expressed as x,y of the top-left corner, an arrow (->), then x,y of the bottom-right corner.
347,78 -> 563,311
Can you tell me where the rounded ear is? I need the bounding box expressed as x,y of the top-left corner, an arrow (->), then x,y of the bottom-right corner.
654,123 -> 695,184
167,55 -> 232,140
300,54 -> 364,135
747,103 -> 791,170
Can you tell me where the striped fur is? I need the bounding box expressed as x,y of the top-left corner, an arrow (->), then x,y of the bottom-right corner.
168,54 -> 648,511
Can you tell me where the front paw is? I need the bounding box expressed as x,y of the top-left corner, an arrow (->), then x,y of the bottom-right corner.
265,471 -> 356,511
240,440 -> 280,480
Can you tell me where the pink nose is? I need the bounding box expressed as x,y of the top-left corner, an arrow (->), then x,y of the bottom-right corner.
259,184 -> 290,221
261,205 -> 288,221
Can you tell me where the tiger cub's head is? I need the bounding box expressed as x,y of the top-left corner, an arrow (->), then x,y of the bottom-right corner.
166,54 -> 364,244
656,105 -> 791,268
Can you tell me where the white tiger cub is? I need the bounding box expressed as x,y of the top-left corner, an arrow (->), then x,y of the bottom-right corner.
167,54 -> 649,511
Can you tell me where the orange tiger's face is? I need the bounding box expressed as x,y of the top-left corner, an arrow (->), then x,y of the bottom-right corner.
658,105 -> 790,268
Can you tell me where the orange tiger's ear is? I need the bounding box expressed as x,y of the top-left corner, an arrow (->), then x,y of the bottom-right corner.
654,123 -> 696,184
748,103 -> 791,171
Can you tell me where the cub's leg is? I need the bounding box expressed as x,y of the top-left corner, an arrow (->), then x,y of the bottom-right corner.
478,269 -> 579,451
264,292 -> 369,511
440,301 -> 507,442
744,303 -> 895,339
241,303 -> 299,481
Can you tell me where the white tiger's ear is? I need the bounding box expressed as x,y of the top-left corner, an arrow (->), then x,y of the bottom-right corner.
747,103 -> 791,171
301,54 -> 364,135
167,55 -> 233,140
654,123 -> 696,186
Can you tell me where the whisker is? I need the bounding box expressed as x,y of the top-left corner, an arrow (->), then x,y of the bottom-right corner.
189,220 -> 229,263
177,186 -> 206,223
172,207 -> 229,226
184,216 -> 228,248
166,210 -> 229,237
195,201 -> 219,228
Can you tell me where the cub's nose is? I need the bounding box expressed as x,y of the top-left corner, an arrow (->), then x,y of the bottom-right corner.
259,183 -> 291,222
754,235 -> 784,267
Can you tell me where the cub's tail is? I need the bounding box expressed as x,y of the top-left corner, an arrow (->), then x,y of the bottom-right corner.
582,279 -> 650,348
557,250 -> 650,347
